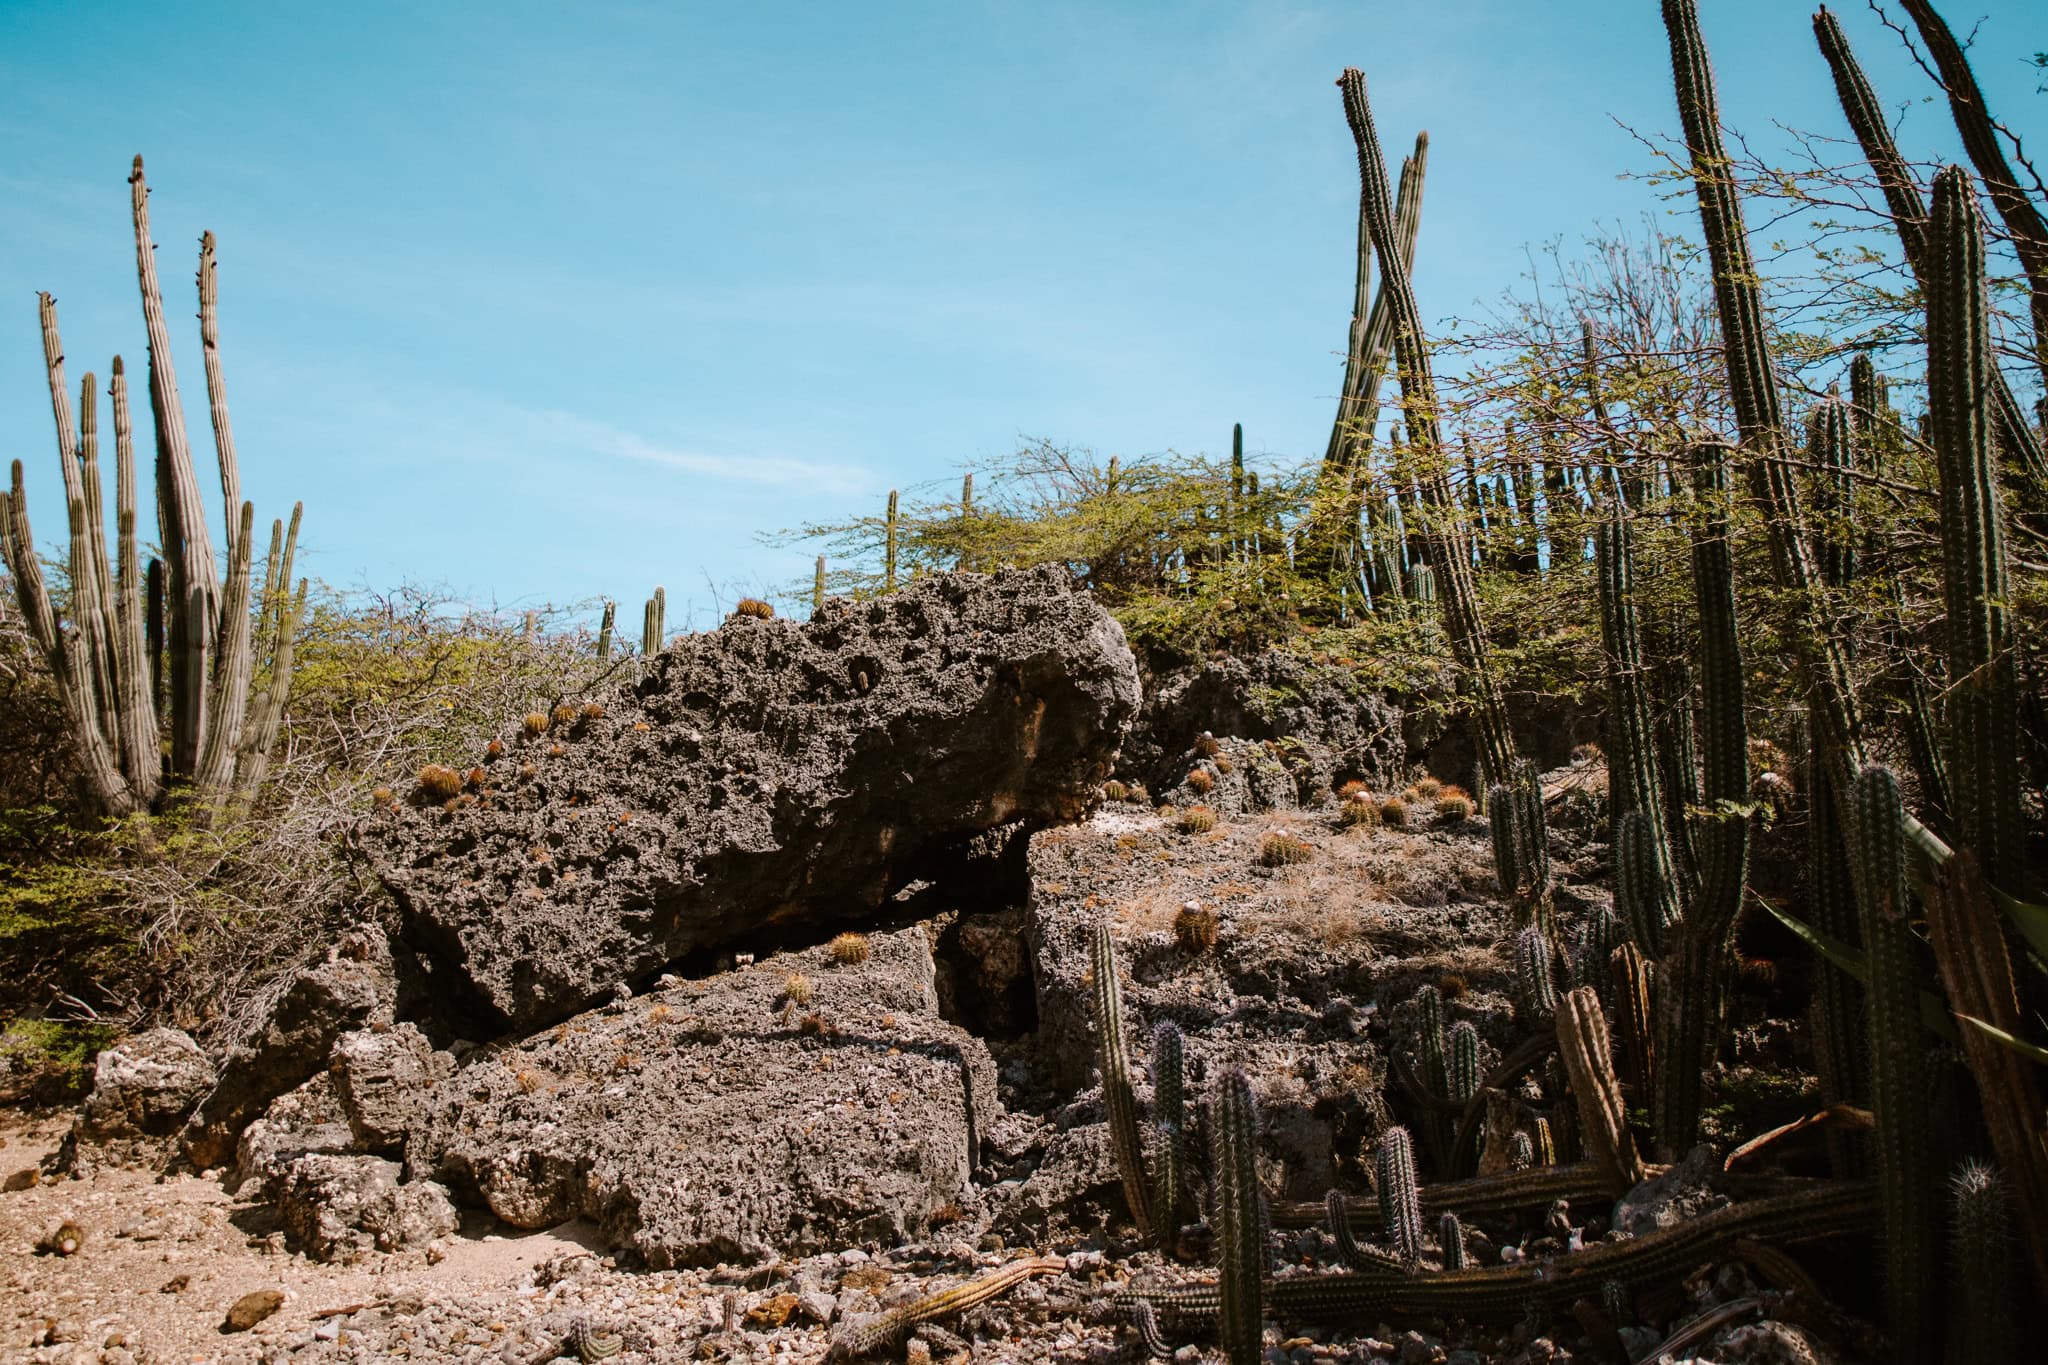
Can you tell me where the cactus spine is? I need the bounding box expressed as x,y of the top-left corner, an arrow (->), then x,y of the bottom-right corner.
1375,1125 -> 1423,1267
1851,765 -> 1934,1362
1513,925 -> 1558,1026
1946,1161 -> 2015,1365
1092,923 -> 1153,1240
1211,1066 -> 1264,1365
1151,1021 -> 1186,1256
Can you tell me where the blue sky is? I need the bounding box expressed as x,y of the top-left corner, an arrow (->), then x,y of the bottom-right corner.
2,0 -> 2041,629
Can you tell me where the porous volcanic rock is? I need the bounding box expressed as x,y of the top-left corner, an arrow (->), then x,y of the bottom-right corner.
366,566 -> 1140,1034
276,1154 -> 459,1263
329,1023 -> 452,1153
179,930 -> 397,1171
54,1028 -> 214,1173
231,1072 -> 358,1199
1128,651 -> 1406,803
406,928 -> 1000,1266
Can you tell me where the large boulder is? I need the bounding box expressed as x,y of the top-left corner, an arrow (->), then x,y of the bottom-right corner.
1128,651 -> 1405,802
366,566 -> 1140,1035
277,1154 -> 459,1263
181,930 -> 397,1170
329,1023 -> 451,1153
54,1028 -> 215,1173
407,928 -> 1000,1266
232,1072 -> 359,1200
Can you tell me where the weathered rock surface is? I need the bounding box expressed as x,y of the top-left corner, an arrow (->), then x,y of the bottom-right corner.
276,1154 -> 458,1263
1128,651 -> 1405,804
407,928 -> 1000,1266
329,1023 -> 451,1152
180,931 -> 397,1170
231,1072 -> 358,1200
56,1028 -> 214,1171
366,566 -> 1141,1034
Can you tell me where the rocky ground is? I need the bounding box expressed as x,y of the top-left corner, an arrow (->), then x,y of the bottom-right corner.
1,781 -> 1849,1364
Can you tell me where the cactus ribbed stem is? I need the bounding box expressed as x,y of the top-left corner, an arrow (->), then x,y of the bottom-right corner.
1092,923 -> 1153,1240
1615,811 -> 1676,957
813,555 -> 826,616
1376,1126 -> 1423,1266
826,1256 -> 1065,1360
1151,1021 -> 1186,1255
1211,1066 -> 1264,1365
1447,1022 -> 1479,1106
1608,942 -> 1654,1104
107,359 -> 157,797
1415,985 -> 1447,1099
1513,925 -> 1558,1026
884,490 -> 899,592
1927,167 -> 2023,892
1438,1212 -> 1466,1270
596,601 -> 615,661
1595,506 -> 1679,931
1946,1161 -> 2015,1365
1555,987 -> 1645,1194
1850,766 -> 1934,1362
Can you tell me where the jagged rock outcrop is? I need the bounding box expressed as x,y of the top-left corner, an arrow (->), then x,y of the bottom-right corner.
330,1023 -> 452,1153
180,930 -> 397,1170
232,1072 -> 358,1199
406,928 -> 1000,1266
1128,651 -> 1406,804
365,566 -> 1140,1035
53,1028 -> 214,1173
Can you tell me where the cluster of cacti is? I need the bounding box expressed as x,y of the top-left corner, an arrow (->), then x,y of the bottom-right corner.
642,586 -> 666,657
0,163 -> 307,816
1092,923 -> 1154,1242
1593,508 -> 1681,941
1511,926 -> 1557,1025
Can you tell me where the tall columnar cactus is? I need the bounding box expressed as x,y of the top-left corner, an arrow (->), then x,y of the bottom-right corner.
1614,812 -> 1677,956
595,601 -> 615,661
1946,1161 -> 2015,1365
1926,166 -> 2024,892
642,587 -> 665,657
884,489 -> 900,592
1488,768 -> 1553,937
812,555 -> 826,617
1850,765 -> 1934,1362
1650,439 -> 1752,1157
1211,1066 -> 1264,1365
1092,923 -> 1153,1240
1513,925 -> 1558,1026
1594,507 -> 1681,938
1375,1125 -> 1423,1267
1653,658 -> 1703,899
1448,1022 -> 1480,1105
1556,987 -> 1646,1195
1151,1021 -> 1187,1256
1575,903 -> 1622,998
0,168 -> 308,817
1662,0 -> 1867,804
1338,69 -> 1517,787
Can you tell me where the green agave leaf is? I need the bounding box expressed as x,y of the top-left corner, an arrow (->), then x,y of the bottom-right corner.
1956,1013 -> 2048,1066
1755,896 -> 1959,1043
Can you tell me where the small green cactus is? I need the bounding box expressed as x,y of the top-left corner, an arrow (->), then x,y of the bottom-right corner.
1211,1066 -> 1264,1365
1439,1211 -> 1467,1270
1514,925 -> 1558,1025
1448,1022 -> 1480,1104
1151,1022 -> 1187,1256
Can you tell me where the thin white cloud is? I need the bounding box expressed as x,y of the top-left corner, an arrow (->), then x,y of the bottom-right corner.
531,409 -> 872,496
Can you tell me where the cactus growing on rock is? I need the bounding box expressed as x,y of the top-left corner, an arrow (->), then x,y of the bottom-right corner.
1152,1021 -> 1187,1256
1448,1022 -> 1480,1105
1513,925 -> 1558,1026
1092,922 -> 1153,1240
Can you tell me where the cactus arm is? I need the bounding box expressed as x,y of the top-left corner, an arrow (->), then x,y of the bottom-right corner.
1092,923 -> 1153,1239
194,501 -> 256,794
197,231 -> 242,562
233,503 -> 305,798
108,359 -> 159,799
1556,988 -> 1645,1194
